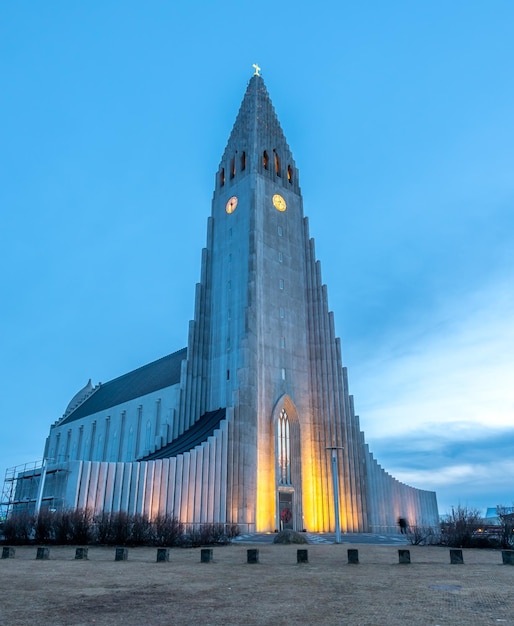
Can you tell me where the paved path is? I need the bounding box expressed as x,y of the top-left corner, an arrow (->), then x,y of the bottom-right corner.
233,531 -> 410,545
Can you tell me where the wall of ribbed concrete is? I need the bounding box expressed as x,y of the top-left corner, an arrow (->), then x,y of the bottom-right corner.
365,444 -> 439,532
49,420 -> 230,526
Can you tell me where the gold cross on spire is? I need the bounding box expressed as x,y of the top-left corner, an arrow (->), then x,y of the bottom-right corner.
252,63 -> 261,77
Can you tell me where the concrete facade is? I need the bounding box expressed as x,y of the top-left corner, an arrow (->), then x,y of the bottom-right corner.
13,73 -> 439,533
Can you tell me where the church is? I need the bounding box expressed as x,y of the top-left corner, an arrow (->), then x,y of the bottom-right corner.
10,69 -> 438,533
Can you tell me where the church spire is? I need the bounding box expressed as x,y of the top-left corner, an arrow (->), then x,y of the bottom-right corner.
216,70 -> 299,194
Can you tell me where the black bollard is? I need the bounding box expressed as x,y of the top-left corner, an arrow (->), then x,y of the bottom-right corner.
75,547 -> 88,560
247,549 -> 259,564
2,547 -> 15,559
297,549 -> 308,563
347,549 -> 359,564
115,547 -> 129,561
201,548 -> 213,563
36,547 -> 49,560
501,550 -> 514,565
450,549 -> 464,564
398,549 -> 411,564
156,548 -> 170,562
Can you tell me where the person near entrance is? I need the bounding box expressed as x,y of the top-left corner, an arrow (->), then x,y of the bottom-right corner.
398,517 -> 408,534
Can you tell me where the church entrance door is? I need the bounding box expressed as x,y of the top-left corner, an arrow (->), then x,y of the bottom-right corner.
279,492 -> 294,530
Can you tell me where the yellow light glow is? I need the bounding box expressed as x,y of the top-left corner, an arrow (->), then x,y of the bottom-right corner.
272,194 -> 286,212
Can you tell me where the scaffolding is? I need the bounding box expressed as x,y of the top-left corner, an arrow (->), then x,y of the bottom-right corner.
1,459 -> 70,519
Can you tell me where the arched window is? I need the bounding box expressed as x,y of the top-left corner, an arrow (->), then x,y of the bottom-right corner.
220,168 -> 225,187
278,409 -> 291,485
263,150 -> 269,170
287,165 -> 293,183
230,156 -> 236,179
241,151 -> 246,171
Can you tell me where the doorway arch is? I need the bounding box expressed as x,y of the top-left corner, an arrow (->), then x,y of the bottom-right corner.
272,395 -> 303,530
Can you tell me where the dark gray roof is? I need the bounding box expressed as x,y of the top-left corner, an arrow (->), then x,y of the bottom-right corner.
139,408 -> 226,460
58,348 -> 187,425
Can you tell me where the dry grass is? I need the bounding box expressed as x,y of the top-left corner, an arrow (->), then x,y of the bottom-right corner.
1,543 -> 513,625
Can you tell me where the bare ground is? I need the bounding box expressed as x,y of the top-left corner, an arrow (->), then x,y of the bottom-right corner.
1,543 -> 513,625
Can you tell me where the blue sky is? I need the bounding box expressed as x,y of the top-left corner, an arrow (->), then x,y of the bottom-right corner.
1,1 -> 513,516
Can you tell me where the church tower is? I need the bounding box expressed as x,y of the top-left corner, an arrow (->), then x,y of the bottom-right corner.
14,69 -> 438,533
179,70 -> 368,531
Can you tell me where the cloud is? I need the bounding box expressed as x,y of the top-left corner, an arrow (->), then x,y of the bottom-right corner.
351,276 -> 514,439
396,458 -> 514,514
370,431 -> 514,513
347,275 -> 514,512
399,459 -> 514,489
373,427 -> 514,470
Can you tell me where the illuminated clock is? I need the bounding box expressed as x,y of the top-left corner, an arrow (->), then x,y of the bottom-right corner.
225,196 -> 238,214
272,194 -> 286,212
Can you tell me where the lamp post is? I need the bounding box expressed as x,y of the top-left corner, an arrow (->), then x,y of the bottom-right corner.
326,446 -> 344,543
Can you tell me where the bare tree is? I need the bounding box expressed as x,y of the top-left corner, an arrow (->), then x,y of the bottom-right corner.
441,505 -> 482,547
496,505 -> 514,549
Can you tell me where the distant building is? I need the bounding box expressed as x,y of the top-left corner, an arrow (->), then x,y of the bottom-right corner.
4,71 -> 438,532
484,506 -> 514,519
485,507 -> 514,519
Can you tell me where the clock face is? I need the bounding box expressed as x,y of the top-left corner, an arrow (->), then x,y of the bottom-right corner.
273,194 -> 286,212
225,196 -> 238,214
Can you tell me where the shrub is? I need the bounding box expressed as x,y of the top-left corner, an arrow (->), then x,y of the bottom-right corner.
152,515 -> 183,547
183,525 -> 208,547
207,523 -> 229,545
130,514 -> 152,546
225,523 -> 240,540
473,536 -> 501,549
182,523 -> 240,547
34,510 -> 55,544
67,509 -> 94,544
407,525 -> 440,546
110,511 -> 132,546
440,505 -> 481,548
2,512 -> 34,545
496,506 -> 514,549
273,530 -> 308,544
93,511 -> 131,545
54,511 -> 73,544
94,512 -> 112,545
2,508 -> 238,548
